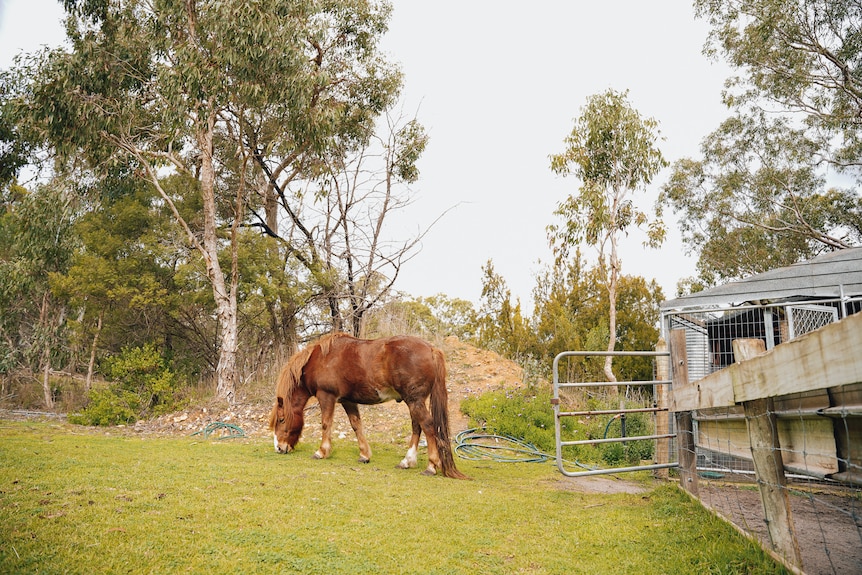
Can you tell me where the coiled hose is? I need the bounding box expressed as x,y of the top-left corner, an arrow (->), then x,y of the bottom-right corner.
454,428 -> 595,471
190,421 -> 246,440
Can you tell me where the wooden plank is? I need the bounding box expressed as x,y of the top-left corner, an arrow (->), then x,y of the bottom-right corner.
697,418 -> 751,461
732,311 -> 862,403
735,339 -> 803,570
778,418 -> 839,476
696,417 -> 839,478
672,311 -> 862,411
670,329 -> 698,496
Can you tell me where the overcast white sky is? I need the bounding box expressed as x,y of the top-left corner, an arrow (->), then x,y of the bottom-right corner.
0,0 -> 732,307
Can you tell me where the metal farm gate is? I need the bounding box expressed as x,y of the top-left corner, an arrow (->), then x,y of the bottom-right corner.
552,350 -> 678,477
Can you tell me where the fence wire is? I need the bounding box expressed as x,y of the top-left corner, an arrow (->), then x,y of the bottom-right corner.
663,296 -> 862,575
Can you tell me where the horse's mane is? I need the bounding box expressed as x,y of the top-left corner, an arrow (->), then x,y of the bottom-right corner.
270,333 -> 348,431
276,332 -> 348,400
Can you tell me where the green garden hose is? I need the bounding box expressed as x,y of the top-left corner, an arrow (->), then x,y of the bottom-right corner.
190,421 -> 246,440
454,429 -> 552,463
454,428 -> 595,471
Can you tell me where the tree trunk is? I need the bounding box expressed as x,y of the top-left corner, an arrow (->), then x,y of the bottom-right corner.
38,292 -> 54,409
42,354 -> 54,410
197,114 -> 238,404
85,311 -> 103,392
604,222 -> 619,394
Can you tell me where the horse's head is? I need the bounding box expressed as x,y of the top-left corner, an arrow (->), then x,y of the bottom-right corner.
269,395 -> 304,453
269,346 -> 314,453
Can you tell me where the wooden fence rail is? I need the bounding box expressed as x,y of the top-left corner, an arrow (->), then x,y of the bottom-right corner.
669,311 -> 862,571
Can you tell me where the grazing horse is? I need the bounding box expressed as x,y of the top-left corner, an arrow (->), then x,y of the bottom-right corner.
268,333 -> 469,479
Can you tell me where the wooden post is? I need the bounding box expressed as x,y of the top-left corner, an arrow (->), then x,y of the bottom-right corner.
654,338 -> 669,479
733,339 -> 803,570
670,329 -> 698,496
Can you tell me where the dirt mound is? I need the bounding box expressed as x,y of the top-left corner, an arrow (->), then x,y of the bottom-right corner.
136,336 -> 526,441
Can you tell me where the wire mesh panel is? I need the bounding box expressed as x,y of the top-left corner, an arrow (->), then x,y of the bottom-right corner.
787,304 -> 838,339
694,399 -> 862,575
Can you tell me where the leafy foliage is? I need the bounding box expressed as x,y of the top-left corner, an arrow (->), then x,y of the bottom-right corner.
461,385 -> 655,467
68,387 -> 139,426
0,183 -> 75,377
473,260 -> 532,359
661,111 -> 862,285
70,343 -> 181,425
460,387 -> 560,453
548,89 -> 667,257
663,0 -> 862,289
696,0 -> 862,164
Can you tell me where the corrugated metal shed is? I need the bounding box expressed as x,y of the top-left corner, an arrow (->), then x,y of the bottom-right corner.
661,247 -> 862,311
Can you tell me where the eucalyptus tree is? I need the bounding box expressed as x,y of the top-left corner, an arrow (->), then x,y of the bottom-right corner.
238,16 -> 403,342
0,182 -> 76,407
660,112 -> 861,284
11,0 -> 400,402
697,0 -> 862,167
549,89 -> 666,385
662,0 -> 862,286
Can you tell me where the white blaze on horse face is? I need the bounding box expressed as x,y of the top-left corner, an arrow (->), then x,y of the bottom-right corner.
376,387 -> 402,402
274,433 -> 291,454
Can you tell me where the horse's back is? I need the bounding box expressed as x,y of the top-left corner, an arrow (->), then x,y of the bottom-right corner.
308,334 -> 440,404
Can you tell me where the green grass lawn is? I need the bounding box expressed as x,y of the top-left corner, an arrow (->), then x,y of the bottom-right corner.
0,420 -> 787,575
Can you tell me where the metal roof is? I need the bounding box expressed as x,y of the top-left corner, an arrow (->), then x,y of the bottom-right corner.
661,247 -> 862,311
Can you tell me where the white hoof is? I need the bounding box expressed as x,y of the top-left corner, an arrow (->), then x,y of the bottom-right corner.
398,445 -> 418,469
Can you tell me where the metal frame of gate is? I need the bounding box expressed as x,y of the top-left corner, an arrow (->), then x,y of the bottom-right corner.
552,350 -> 678,477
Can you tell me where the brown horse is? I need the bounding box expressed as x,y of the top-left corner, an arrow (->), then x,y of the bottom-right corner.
268,333 -> 469,479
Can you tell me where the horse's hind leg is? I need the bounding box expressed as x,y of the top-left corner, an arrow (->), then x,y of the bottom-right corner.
341,401 -> 371,463
314,393 -> 337,460
404,400 -> 441,476
397,418 -> 422,470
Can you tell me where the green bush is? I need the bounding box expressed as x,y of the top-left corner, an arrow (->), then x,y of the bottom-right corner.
71,343 -> 181,426
103,343 -> 178,413
460,387 -> 564,453
69,388 -> 139,426
460,385 -> 654,467
592,412 -> 655,465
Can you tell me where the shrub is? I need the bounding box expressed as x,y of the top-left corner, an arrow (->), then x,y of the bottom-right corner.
69,387 -> 139,426
460,385 -> 654,467
103,343 -> 178,413
592,411 -> 655,465
460,386 -> 565,454
71,343 -> 181,426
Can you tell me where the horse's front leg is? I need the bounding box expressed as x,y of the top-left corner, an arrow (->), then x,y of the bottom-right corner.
341,401 -> 371,463
314,393 -> 337,460
397,417 -> 422,470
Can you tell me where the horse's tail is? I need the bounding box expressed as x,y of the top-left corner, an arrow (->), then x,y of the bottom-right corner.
430,347 -> 470,480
